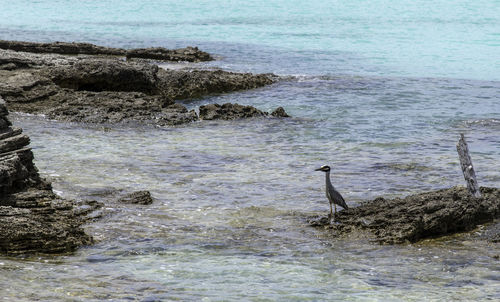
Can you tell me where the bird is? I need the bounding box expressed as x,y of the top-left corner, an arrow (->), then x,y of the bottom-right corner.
315,165 -> 348,219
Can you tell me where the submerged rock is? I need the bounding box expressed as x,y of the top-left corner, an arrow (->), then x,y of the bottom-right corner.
0,99 -> 93,254
199,103 -> 267,120
117,191 -> 154,205
271,106 -> 290,118
310,186 -> 500,244
0,40 -> 213,62
199,103 -> 291,120
126,46 -> 212,62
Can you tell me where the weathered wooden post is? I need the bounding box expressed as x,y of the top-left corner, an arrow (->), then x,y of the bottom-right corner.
456,134 -> 481,197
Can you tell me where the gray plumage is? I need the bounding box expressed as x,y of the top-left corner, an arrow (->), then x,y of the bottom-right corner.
315,165 -> 348,217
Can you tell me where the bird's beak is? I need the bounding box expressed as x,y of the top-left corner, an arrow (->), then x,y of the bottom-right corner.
315,167 -> 322,171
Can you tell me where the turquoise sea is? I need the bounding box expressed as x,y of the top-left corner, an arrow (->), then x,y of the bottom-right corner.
1,1 -> 499,301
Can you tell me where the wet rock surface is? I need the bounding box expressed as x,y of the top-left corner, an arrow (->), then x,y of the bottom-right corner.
0,99 -> 93,254
0,44 -> 284,125
117,191 -> 154,205
310,186 -> 500,244
0,40 -> 213,62
126,46 -> 212,62
156,69 -> 276,100
199,103 -> 267,120
199,103 -> 291,120
271,106 -> 290,118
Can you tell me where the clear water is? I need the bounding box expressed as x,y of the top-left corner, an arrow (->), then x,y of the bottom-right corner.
1,1 -> 500,301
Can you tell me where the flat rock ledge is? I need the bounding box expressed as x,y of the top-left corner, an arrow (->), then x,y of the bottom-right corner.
0,40 -> 213,62
0,46 -> 285,126
309,186 -> 500,244
0,99 -> 92,255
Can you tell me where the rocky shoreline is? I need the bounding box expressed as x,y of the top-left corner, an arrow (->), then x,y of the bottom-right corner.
0,98 -> 95,254
1,40 -> 498,254
0,43 -> 286,126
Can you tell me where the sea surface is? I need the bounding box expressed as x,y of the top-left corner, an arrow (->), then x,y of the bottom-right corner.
1,0 -> 499,301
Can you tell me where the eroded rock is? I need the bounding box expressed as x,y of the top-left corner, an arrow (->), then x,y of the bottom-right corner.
156,69 -> 276,100
0,45 -> 278,126
126,46 -> 212,62
0,40 -> 213,62
199,103 -> 267,120
310,186 -> 500,244
199,102 -> 291,121
0,99 -> 93,254
46,59 -> 160,94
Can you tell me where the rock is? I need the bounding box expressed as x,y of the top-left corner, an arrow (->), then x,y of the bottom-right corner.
0,46 -> 278,126
117,191 -> 154,205
46,58 -> 160,94
126,46 -> 213,62
157,69 -> 276,100
271,106 -> 290,118
0,40 -> 213,62
0,40 -> 124,56
310,186 -> 500,244
0,101 -> 93,254
199,103 -> 267,120
199,103 -> 290,121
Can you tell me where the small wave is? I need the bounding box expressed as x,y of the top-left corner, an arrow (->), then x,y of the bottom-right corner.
465,119 -> 500,128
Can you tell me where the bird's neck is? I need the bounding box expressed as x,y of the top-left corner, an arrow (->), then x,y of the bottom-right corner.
325,171 -> 332,187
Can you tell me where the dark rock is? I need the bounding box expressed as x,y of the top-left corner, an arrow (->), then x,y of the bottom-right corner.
46,58 -> 159,94
126,46 -> 213,62
0,40 -> 213,62
199,103 -> 267,120
0,116 -> 10,129
157,69 -> 276,100
0,134 -> 30,153
198,103 -> 289,121
0,40 -> 124,56
310,186 -> 500,244
0,103 -> 93,254
271,106 -> 290,117
117,191 -> 154,205
0,47 -> 277,126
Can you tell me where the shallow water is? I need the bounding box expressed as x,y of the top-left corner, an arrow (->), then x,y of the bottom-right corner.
1,0 -> 500,301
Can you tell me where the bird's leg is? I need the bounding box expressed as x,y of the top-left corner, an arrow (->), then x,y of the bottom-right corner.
329,203 -> 333,219
334,204 -> 337,219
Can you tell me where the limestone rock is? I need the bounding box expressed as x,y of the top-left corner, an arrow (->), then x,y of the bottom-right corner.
310,186 -> 500,244
157,69 -> 276,100
126,46 -> 213,62
0,40 -> 213,62
0,45 -> 277,126
46,58 -> 159,94
0,100 -> 92,254
199,103 -> 267,120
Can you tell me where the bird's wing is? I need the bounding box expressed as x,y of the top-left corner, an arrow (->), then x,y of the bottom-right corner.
330,187 -> 348,210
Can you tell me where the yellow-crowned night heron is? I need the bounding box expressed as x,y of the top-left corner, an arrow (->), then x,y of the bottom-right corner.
315,165 -> 348,218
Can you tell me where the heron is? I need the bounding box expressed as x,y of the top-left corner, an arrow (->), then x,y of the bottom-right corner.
315,165 -> 348,218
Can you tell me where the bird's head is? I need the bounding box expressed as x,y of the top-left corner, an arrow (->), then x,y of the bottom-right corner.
315,165 -> 331,173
